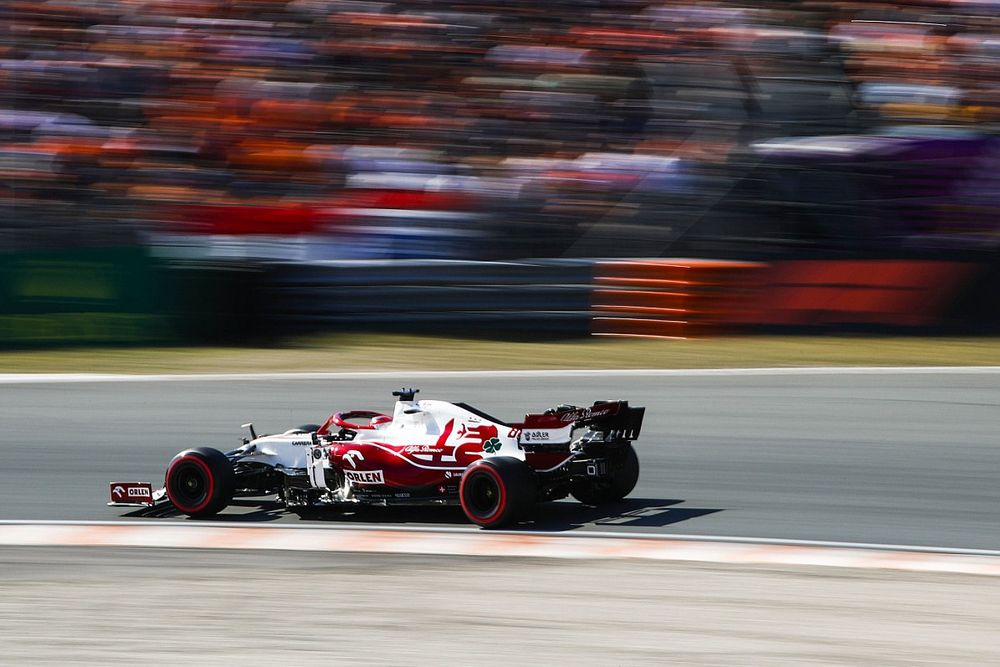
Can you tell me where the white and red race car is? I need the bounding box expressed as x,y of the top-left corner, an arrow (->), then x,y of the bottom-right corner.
109,388 -> 644,528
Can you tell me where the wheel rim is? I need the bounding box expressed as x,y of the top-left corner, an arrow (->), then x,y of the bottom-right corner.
466,473 -> 501,517
169,461 -> 209,508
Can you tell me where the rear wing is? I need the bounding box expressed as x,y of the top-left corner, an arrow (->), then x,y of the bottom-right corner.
595,403 -> 644,441
519,400 -> 644,441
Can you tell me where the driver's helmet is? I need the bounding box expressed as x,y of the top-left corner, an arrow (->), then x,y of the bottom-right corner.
370,415 -> 392,429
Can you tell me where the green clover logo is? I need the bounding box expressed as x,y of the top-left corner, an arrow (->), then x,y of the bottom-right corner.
483,437 -> 502,454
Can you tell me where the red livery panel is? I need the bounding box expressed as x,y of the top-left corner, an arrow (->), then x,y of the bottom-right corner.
328,418 -> 503,488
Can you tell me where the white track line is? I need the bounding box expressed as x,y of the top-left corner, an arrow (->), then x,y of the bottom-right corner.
5,519 -> 1000,556
0,367 -> 999,384
1,521 -> 999,576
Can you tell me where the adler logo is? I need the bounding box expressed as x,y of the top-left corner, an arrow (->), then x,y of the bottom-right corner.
344,470 -> 385,485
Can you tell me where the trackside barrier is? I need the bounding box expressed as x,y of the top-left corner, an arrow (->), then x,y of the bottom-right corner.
733,260 -> 980,329
590,259 -> 991,336
215,257 -> 1000,338
0,246 -> 168,346
592,260 -> 766,338
3,253 -> 991,347
260,260 -> 595,337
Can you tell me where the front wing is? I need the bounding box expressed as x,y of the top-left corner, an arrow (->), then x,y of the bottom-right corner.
108,481 -> 165,507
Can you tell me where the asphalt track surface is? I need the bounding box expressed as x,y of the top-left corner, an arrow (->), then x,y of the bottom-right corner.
2,369 -> 998,550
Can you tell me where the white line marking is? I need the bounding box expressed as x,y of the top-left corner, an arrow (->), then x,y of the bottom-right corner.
1,522 -> 999,575
1,520 -> 997,557
0,367 -> 998,384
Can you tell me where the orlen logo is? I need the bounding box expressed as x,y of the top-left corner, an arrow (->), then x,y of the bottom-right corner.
344,470 -> 385,485
110,483 -> 152,503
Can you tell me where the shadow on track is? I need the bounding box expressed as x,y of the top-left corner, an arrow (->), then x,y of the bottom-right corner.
528,498 -> 723,532
122,498 -> 289,522
123,497 -> 723,532
247,497 -> 723,532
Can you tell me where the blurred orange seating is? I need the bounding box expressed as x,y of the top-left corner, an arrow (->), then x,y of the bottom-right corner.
249,99 -> 328,130
227,139 -> 320,172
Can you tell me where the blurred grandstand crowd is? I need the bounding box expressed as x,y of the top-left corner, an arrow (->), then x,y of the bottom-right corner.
3,0 -> 1000,260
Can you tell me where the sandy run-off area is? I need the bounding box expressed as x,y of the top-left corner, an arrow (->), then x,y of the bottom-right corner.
2,547 -> 998,666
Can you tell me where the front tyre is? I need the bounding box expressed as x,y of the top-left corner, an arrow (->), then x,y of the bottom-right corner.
460,457 -> 535,529
571,443 -> 640,506
165,447 -> 235,518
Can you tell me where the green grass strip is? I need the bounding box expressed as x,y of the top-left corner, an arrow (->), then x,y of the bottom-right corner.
0,334 -> 998,374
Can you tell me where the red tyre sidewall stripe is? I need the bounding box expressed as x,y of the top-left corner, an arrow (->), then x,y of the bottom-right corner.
166,455 -> 216,514
460,463 -> 507,525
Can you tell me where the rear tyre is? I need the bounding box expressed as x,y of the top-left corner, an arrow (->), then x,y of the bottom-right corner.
165,447 -> 235,518
460,457 -> 536,529
570,443 -> 639,506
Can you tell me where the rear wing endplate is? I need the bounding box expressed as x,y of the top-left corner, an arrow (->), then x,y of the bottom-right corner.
594,404 -> 644,441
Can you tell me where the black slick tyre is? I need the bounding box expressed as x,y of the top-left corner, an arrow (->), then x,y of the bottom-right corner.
459,457 -> 535,529
165,447 -> 235,518
571,443 -> 640,506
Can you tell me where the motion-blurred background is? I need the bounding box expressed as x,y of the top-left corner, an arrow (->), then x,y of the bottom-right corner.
2,0 -> 999,346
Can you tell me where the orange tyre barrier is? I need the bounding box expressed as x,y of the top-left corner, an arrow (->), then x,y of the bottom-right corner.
592,260 -> 765,338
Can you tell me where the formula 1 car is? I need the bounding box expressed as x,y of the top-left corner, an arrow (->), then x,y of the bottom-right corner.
109,388 -> 644,528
